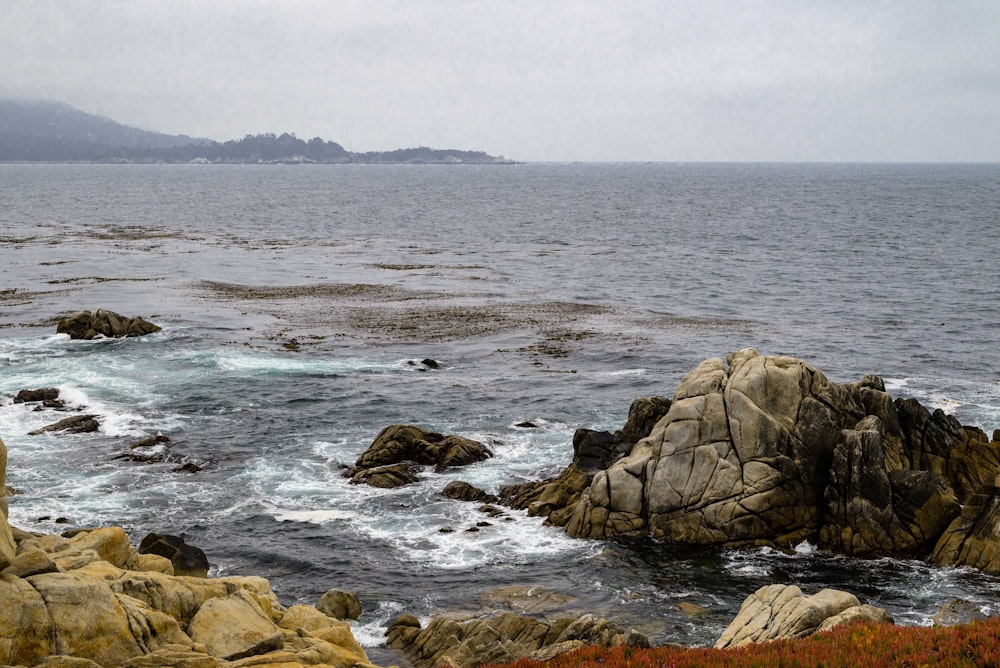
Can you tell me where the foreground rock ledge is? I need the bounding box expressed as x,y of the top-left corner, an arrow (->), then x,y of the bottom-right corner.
386,611 -> 649,668
0,437 -> 373,668
715,584 -> 893,649
57,308 -> 162,340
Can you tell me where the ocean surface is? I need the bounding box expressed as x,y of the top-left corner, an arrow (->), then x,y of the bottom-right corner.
1,163 -> 999,657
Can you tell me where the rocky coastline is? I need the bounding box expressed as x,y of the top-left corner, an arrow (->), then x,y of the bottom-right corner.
5,322 -> 1000,667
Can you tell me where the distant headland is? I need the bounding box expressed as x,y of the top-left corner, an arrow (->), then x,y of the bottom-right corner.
0,98 -> 516,165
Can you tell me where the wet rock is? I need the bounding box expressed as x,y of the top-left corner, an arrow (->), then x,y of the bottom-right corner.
14,388 -> 60,403
931,599 -> 987,626
931,486 -> 1000,573
172,462 -> 205,474
316,588 -> 362,620
138,533 -> 210,578
349,463 -> 421,488
420,358 -> 440,369
515,420 -> 538,428
715,584 -> 889,648
441,480 -> 499,504
347,424 -> 492,488
57,308 -> 162,340
28,414 -> 100,435
820,416 -> 959,557
129,434 -> 171,449
498,397 -> 670,528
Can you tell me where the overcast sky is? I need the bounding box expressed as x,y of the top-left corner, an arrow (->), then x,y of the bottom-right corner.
2,1 -> 999,162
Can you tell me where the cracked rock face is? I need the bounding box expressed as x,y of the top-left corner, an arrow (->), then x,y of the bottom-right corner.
566,350 -> 861,547
563,349 -> 998,560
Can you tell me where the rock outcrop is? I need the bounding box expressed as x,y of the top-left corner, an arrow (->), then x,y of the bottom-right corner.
56,308 -> 162,340
0,437 -> 374,668
497,397 -> 671,527
28,414 -> 101,436
560,350 -> 998,564
345,424 -> 493,488
386,611 -> 648,668
715,584 -> 893,649
931,485 -> 1000,573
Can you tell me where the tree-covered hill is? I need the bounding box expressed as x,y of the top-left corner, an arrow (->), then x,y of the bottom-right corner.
0,98 -> 513,164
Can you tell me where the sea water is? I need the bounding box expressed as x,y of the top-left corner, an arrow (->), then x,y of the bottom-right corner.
1,163 -> 999,652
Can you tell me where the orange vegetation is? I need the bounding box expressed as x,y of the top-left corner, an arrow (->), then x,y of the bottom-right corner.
485,617 -> 1000,668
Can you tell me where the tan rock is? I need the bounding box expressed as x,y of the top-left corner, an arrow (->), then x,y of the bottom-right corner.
2,546 -> 59,577
27,571 -> 145,666
816,604 -> 894,632
187,589 -> 283,661
316,588 -> 362,620
0,437 -> 16,570
33,656 -> 104,668
932,487 -> 1000,573
119,648 -> 221,668
715,584 -> 864,649
0,572 -> 56,666
135,552 -> 175,574
68,526 -> 138,569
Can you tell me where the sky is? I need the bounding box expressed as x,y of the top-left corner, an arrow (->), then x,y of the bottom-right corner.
2,0 -> 999,162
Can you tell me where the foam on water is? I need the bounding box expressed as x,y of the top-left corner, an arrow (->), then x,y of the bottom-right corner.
205,349 -> 404,376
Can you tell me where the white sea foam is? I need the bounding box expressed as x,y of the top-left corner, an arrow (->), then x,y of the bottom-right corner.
352,600 -> 406,648
208,350 -> 402,376
271,508 -> 370,524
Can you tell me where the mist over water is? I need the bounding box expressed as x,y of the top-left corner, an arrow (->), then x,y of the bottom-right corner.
2,163 -> 999,649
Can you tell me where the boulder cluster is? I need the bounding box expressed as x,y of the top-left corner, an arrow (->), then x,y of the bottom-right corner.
0,437 -> 374,668
344,424 -> 493,488
56,309 -> 161,340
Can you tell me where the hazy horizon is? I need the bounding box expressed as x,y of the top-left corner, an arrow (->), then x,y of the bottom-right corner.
3,1 -> 999,163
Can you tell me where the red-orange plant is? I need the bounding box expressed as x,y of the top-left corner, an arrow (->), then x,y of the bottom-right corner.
484,616 -> 1000,668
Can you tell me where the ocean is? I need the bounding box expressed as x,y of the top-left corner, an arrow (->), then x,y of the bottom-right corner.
1,162 -> 998,656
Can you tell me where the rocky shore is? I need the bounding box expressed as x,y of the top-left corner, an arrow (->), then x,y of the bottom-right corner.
5,338 -> 1000,667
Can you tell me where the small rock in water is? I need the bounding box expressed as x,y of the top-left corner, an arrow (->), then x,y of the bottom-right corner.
28,414 -> 100,435
172,462 -> 205,473
129,434 -> 171,449
515,421 -> 538,428
439,526 -> 455,533
420,358 -> 440,369
14,388 -> 60,403
139,532 -> 210,578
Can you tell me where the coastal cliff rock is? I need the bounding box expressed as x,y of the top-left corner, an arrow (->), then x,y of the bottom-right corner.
56,308 -> 162,340
561,349 -> 997,562
386,611 -> 648,668
0,437 -> 374,668
715,584 -> 892,649
931,485 -> 1000,573
497,397 -> 671,527
346,424 -> 492,488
